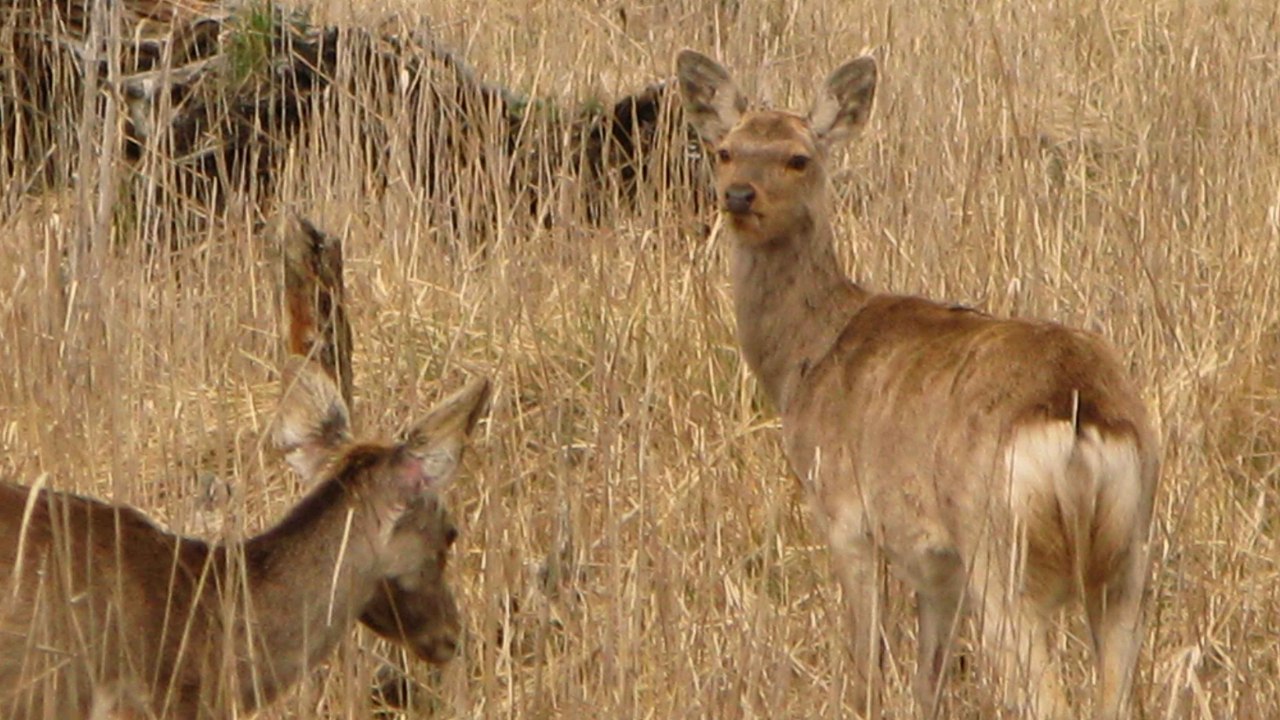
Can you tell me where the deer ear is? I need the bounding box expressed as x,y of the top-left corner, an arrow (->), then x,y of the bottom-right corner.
279,213 -> 353,409
676,49 -> 747,146
274,357 -> 353,483
395,377 -> 491,495
809,55 -> 877,148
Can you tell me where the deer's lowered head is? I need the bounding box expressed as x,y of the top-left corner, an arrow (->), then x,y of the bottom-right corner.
274,357 -> 490,665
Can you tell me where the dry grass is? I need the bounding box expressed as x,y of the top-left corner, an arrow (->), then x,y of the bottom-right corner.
2,0 -> 1278,717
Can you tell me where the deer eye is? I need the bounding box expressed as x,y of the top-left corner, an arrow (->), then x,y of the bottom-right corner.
716,148 -> 732,163
786,154 -> 810,171
444,527 -> 458,546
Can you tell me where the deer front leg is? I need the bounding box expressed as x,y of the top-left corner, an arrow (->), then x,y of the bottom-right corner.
827,525 -> 885,718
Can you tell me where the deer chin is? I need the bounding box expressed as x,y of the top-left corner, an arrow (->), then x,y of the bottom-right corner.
727,216 -> 793,250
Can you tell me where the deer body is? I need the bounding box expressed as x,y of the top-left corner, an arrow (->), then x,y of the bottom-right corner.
0,366 -> 488,719
677,50 -> 1157,719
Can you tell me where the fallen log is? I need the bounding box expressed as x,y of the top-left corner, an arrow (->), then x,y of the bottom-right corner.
1,0 -> 703,235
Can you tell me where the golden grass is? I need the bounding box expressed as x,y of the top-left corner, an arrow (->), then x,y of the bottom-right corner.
2,0 -> 1278,717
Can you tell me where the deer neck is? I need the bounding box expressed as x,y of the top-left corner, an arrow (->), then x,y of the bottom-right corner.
227,479 -> 385,708
729,216 -> 867,412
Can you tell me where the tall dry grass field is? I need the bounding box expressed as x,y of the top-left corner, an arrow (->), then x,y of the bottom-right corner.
2,0 -> 1278,717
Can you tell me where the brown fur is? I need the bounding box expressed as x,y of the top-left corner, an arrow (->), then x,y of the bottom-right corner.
677,49 -> 1158,719
0,368 -> 488,719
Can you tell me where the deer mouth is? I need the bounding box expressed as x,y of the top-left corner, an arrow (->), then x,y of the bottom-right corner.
724,208 -> 762,229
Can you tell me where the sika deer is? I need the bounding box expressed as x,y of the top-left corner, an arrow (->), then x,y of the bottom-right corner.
0,362 -> 489,719
676,50 -> 1158,719
274,215 -> 466,667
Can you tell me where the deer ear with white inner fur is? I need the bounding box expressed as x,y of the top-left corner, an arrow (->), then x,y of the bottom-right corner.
393,377 -> 491,496
675,49 -> 748,146
274,357 -> 353,483
809,56 -> 878,148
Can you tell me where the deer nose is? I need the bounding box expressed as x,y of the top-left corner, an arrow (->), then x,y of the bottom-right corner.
724,184 -> 755,215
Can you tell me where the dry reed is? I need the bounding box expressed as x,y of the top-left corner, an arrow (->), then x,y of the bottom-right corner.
1,0 -> 1277,717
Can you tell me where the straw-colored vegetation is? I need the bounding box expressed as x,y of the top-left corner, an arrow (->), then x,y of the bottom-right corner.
1,0 -> 1277,718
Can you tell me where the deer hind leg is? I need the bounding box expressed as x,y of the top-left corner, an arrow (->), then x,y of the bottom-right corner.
911,545 -> 965,719
1081,432 -> 1149,720
1086,549 -> 1145,720
970,560 -> 1070,720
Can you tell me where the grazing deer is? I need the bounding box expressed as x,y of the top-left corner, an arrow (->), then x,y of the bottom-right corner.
676,50 -> 1158,719
0,360 -> 489,719
275,214 -> 472,676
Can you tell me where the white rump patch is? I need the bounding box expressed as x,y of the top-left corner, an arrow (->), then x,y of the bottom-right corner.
1007,423 -> 1142,518
1006,422 -> 1078,512
1005,421 -> 1144,584
1072,426 -> 1145,552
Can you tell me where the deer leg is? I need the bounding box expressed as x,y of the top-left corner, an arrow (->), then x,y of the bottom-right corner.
971,572 -> 1069,720
1086,550 -> 1146,720
829,538 -> 884,718
912,545 -> 965,719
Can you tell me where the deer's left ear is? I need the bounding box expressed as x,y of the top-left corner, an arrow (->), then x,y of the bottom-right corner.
809,55 -> 878,149
394,377 -> 491,495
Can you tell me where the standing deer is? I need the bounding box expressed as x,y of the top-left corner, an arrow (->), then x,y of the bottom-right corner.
0,361 -> 489,719
676,50 -> 1158,719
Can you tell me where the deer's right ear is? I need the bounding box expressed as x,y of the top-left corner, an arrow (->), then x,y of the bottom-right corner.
676,49 -> 747,146
274,357 -> 353,483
